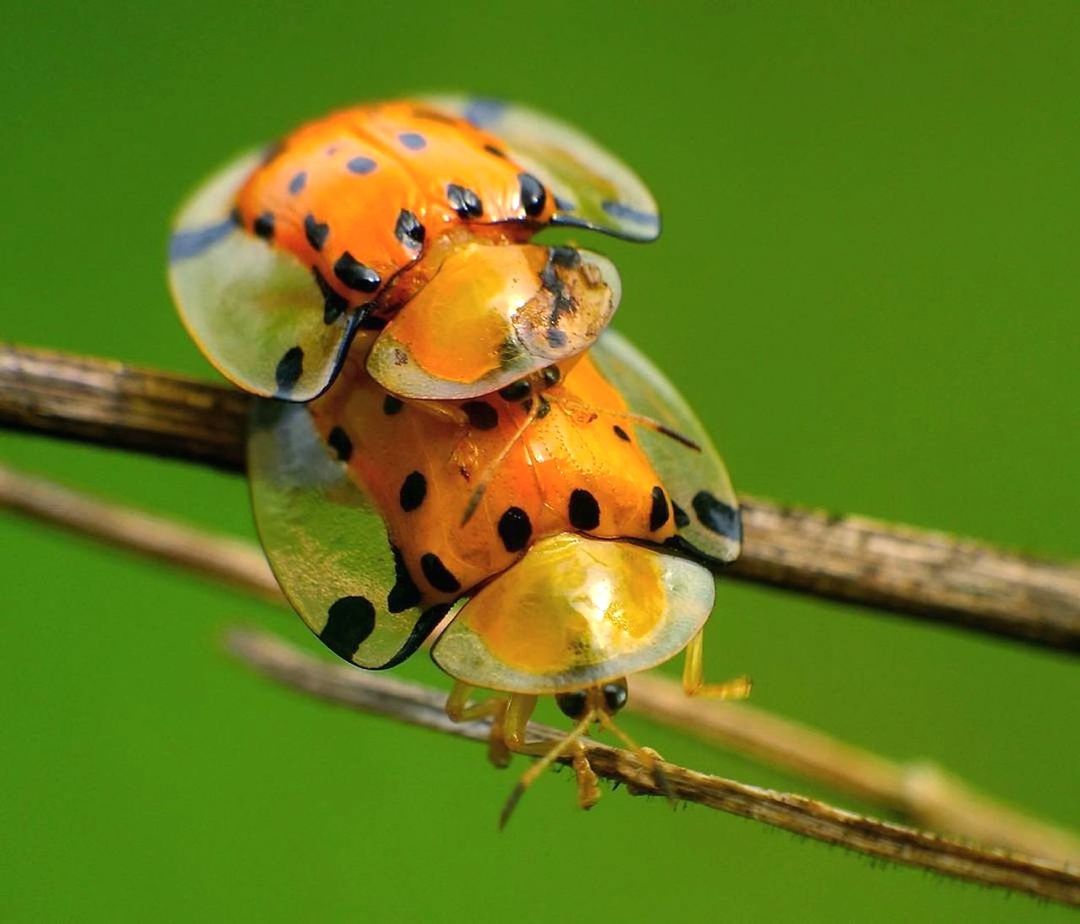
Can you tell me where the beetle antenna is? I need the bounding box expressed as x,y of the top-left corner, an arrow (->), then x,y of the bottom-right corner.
550,394 -> 701,452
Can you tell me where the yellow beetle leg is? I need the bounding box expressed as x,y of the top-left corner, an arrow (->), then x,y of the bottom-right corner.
445,682 -> 512,768
505,693 -> 600,816
499,708 -> 599,829
502,693 -> 600,818
681,631 -> 752,699
501,693 -> 540,751
596,711 -> 675,805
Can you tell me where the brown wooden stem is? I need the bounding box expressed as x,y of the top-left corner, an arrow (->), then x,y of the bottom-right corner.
226,629 -> 1080,907
3,342 -> 1078,651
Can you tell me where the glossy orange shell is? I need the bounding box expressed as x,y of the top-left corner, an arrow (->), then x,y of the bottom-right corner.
308,352 -> 678,609
234,101 -> 556,318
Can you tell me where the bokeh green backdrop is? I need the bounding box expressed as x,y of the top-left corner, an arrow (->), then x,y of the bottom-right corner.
2,2 -> 1077,921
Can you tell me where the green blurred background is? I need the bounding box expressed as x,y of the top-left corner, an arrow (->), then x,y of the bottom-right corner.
2,2 -> 1077,920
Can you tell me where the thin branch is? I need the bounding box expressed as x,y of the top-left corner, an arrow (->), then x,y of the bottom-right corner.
4,462 -> 1078,865
629,675 -> 1080,864
0,465 -> 280,602
226,629 -> 1080,907
3,343 -> 1078,651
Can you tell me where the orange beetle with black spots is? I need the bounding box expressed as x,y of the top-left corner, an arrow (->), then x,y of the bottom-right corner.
169,97 -> 658,404
248,330 -> 747,821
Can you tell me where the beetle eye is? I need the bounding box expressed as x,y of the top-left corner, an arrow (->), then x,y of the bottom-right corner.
602,680 -> 628,713
555,690 -> 588,719
541,365 -> 561,387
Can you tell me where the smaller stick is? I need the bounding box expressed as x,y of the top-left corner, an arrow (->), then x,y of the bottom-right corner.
629,674 -> 1080,864
226,629 -> 1080,908
0,465 -> 280,602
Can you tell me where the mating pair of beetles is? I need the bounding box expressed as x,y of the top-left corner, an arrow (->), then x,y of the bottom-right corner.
169,95 -> 748,824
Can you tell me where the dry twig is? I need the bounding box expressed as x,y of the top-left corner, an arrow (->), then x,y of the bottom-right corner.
3,343 -> 1079,651
0,464 -> 279,602
3,463 -> 1078,866
226,629 -> 1080,907
629,675 -> 1080,864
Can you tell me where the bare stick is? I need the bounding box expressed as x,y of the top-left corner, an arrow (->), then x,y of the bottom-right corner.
3,343 -> 1078,651
3,462 -> 1077,865
628,674 -> 1080,864
225,628 -> 1080,906
0,465 -> 279,602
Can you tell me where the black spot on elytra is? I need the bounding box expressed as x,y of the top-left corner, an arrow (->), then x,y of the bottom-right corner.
497,507 -> 532,553
613,425 -> 631,442
569,489 -> 600,531
304,213 -> 329,251
672,501 -> 691,529
649,486 -> 670,531
692,491 -> 742,542
420,553 -> 461,593
518,173 -> 546,217
320,596 -> 375,661
387,544 -> 422,613
462,401 -> 499,431
253,211 -> 275,240
383,395 -> 404,415
288,171 -> 307,195
394,209 -> 425,249
399,132 -> 426,151
274,347 -> 303,393
447,183 -> 483,219
312,267 -> 348,324
327,426 -> 352,462
484,143 -> 507,158
347,156 -> 377,175
499,380 -> 531,402
399,471 -> 427,512
334,251 -> 381,293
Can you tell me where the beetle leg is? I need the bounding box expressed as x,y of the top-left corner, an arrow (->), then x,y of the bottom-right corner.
499,704 -> 598,828
499,693 -> 600,820
596,711 -> 675,805
681,631 -> 752,699
444,682 -> 512,768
